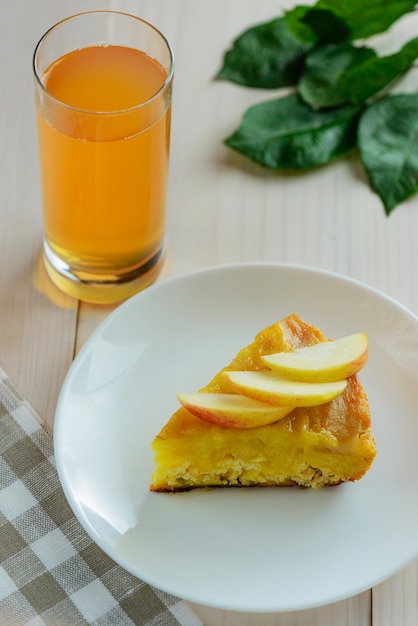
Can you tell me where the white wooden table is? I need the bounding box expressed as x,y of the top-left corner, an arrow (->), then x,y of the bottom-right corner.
1,1 -> 417,624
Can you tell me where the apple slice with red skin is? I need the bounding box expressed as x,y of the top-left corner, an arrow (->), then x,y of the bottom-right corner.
177,392 -> 293,428
224,371 -> 347,407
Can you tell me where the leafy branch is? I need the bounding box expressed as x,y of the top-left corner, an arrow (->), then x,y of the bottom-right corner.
216,0 -> 418,215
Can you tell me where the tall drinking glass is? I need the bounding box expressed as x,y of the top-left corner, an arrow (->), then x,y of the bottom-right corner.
33,12 -> 174,303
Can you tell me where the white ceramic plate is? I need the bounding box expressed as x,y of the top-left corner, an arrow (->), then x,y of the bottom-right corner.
54,263 -> 418,613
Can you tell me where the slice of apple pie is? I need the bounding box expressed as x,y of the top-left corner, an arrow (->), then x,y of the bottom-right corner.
150,313 -> 376,491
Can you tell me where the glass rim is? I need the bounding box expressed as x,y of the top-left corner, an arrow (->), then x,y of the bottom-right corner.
33,10 -> 174,117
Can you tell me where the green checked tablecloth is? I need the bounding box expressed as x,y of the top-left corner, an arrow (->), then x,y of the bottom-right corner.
0,369 -> 203,626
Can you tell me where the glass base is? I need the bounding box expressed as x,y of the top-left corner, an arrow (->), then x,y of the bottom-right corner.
43,240 -> 165,304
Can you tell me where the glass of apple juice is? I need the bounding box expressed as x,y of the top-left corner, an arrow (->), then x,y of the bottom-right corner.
33,11 -> 174,303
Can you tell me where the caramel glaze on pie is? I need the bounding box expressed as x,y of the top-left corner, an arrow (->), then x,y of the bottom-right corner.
150,313 -> 376,491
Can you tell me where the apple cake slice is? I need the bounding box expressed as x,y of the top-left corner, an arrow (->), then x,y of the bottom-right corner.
150,313 -> 376,491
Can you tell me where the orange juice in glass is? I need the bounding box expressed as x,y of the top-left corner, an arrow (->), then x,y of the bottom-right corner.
33,12 -> 174,303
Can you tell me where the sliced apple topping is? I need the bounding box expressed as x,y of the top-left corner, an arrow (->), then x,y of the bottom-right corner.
223,371 -> 347,407
261,333 -> 368,383
177,393 -> 293,428
178,331 -> 367,429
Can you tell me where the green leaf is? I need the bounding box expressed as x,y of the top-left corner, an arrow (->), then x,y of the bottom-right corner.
224,94 -> 361,169
299,44 -> 377,109
216,17 -> 312,89
300,8 -> 351,43
286,0 -> 417,43
358,93 -> 418,214
285,6 -> 320,43
340,37 -> 418,104
315,0 -> 418,40
299,37 -> 418,110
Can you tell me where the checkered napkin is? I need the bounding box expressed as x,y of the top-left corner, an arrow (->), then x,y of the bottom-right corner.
0,370 -> 203,626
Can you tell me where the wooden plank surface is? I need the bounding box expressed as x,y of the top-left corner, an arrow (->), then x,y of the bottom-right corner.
0,1 -> 417,624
